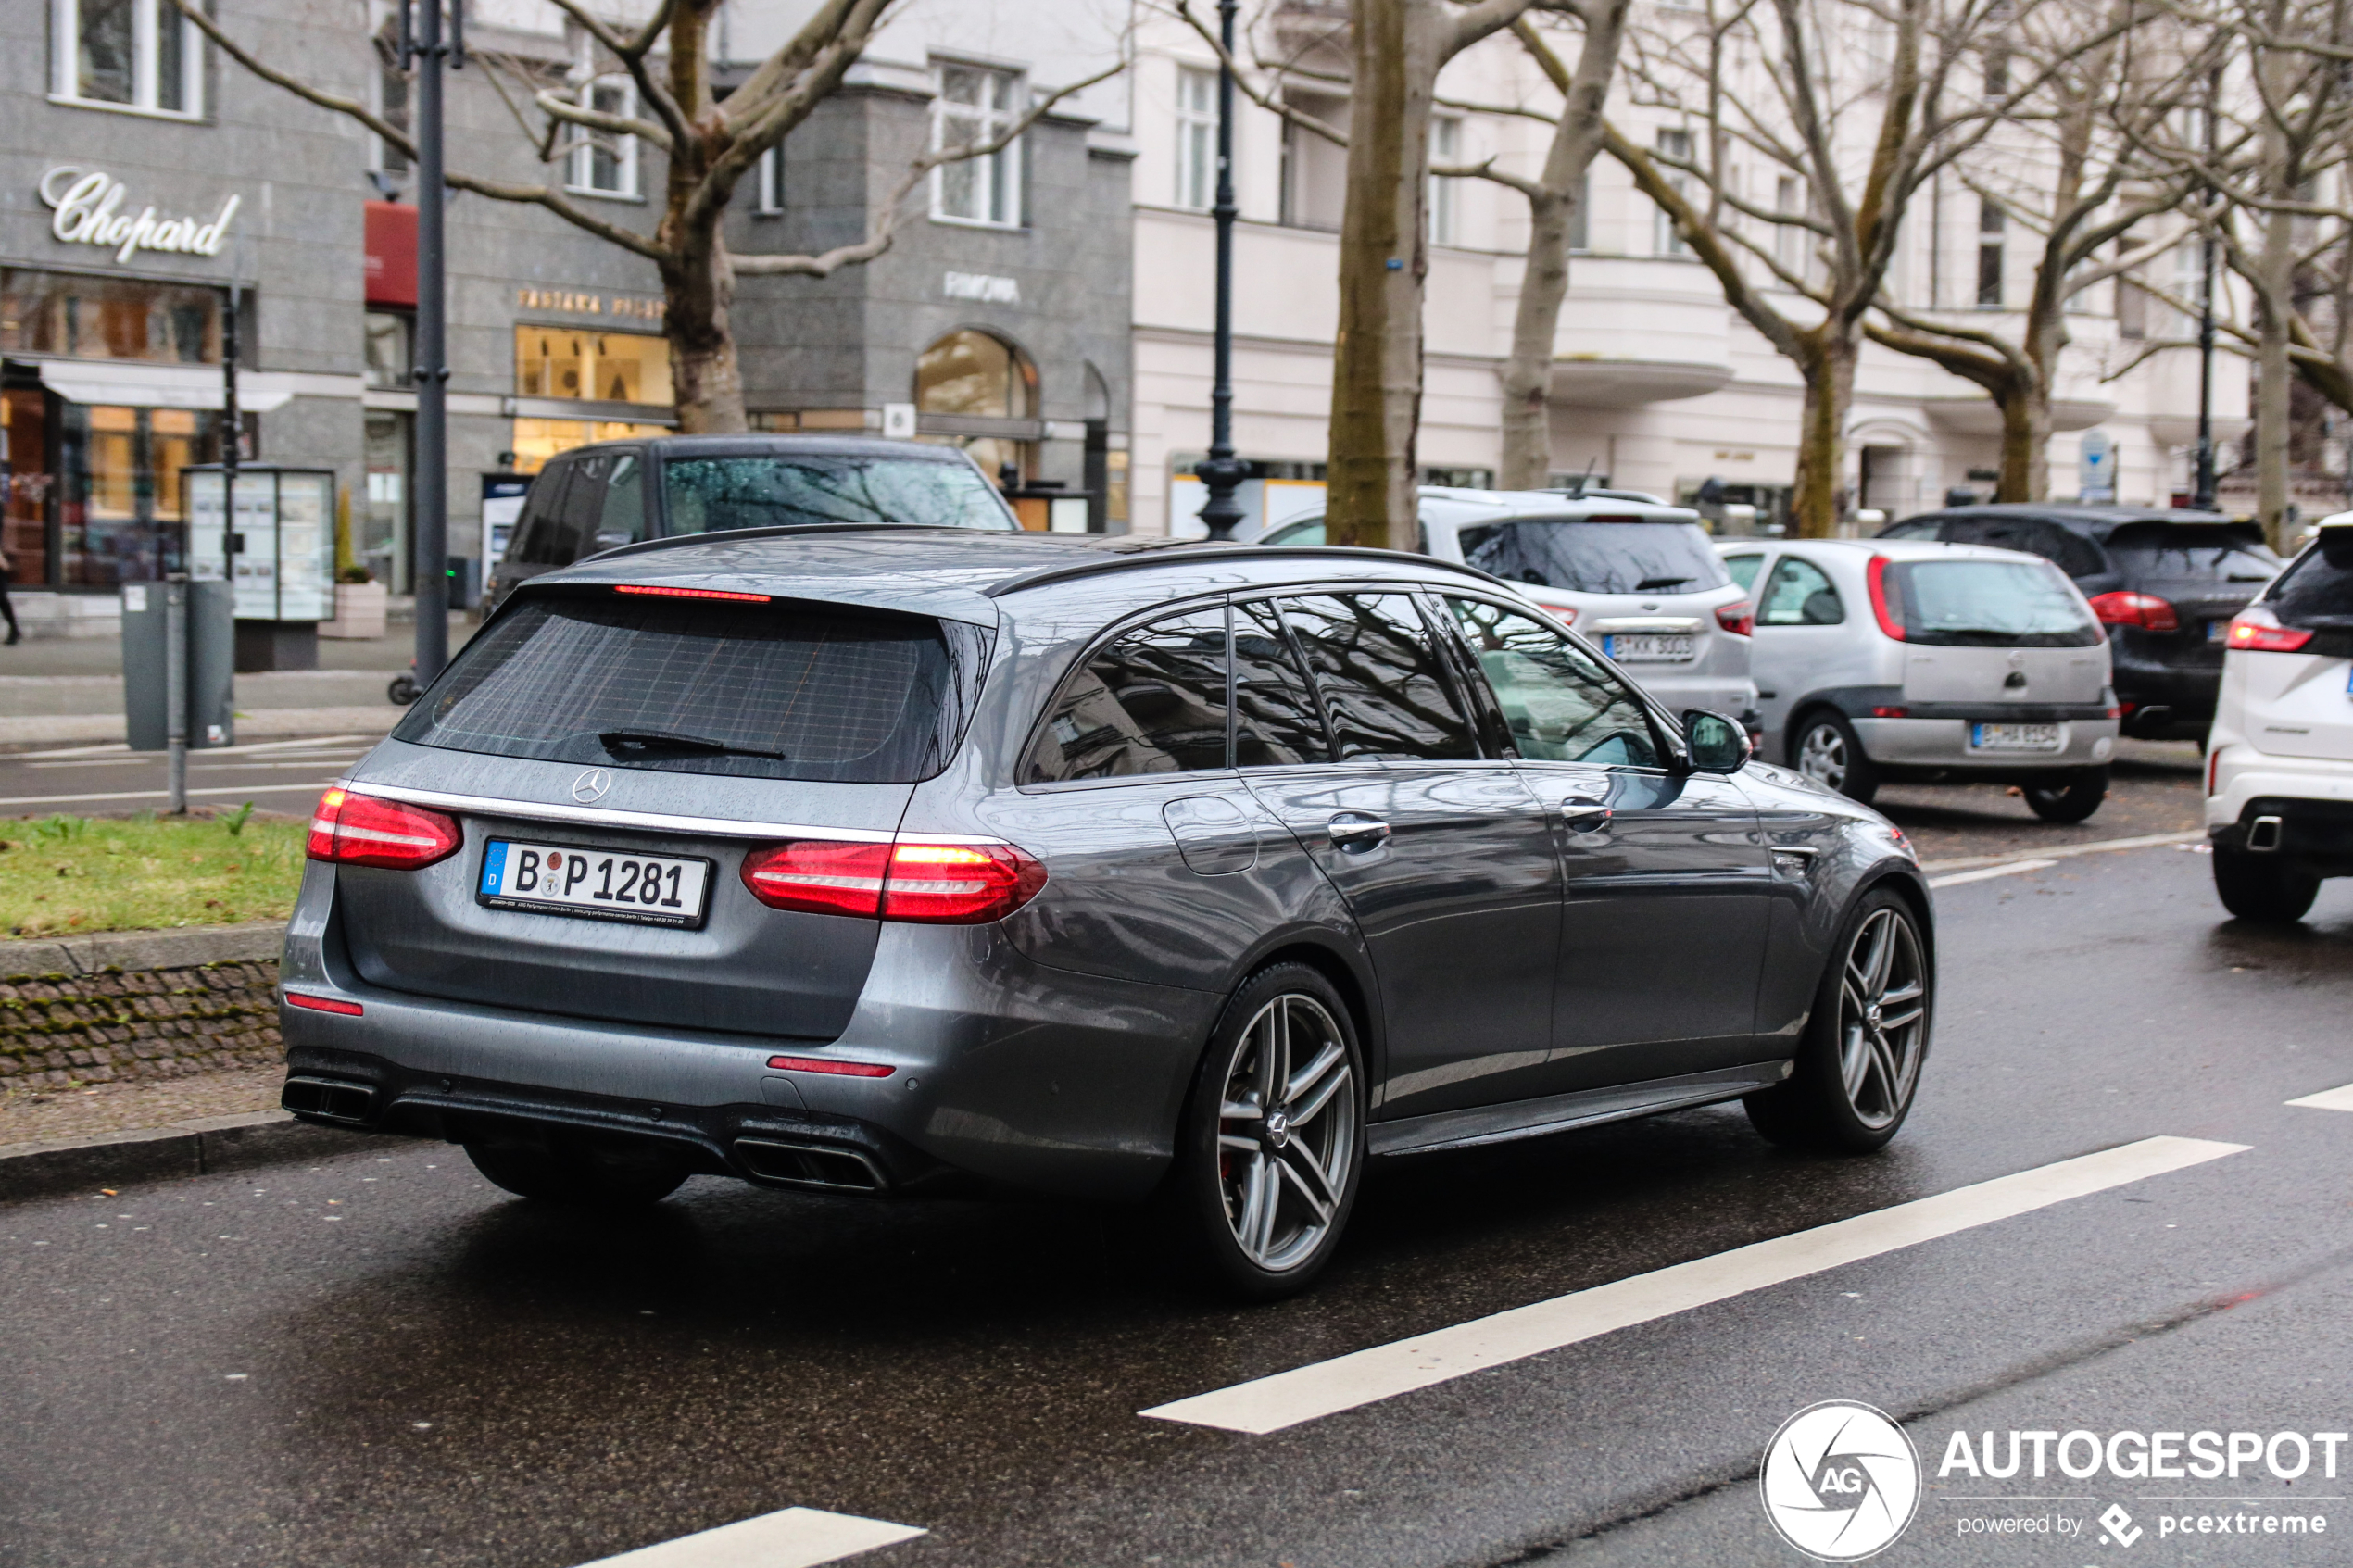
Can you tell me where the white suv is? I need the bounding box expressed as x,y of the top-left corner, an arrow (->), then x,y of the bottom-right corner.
2206,520 -> 2353,922
1258,488 -> 1759,722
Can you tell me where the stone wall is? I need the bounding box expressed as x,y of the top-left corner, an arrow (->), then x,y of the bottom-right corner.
0,926 -> 285,1095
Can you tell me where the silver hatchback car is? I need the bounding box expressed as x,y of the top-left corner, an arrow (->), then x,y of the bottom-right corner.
1259,489 -> 1760,726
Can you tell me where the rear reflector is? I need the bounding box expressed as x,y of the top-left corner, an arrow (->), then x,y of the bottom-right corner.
308,788 -> 462,870
766,1054 -> 895,1077
1869,705 -> 1910,718
740,835 -> 1048,923
613,583 -> 772,603
284,992 -> 364,1016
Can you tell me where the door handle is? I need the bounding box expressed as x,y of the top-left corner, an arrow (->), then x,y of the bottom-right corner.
1326,813 -> 1390,851
1561,798 -> 1613,832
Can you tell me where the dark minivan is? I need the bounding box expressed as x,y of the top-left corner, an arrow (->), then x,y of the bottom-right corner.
1880,504 -> 2281,737
488,434 -> 1017,611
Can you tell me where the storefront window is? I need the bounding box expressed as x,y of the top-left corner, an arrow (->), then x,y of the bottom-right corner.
514,326 -> 672,406
2,269 -> 221,363
510,418 -> 670,474
56,402 -> 231,586
2,390 -> 53,586
914,328 -> 1038,487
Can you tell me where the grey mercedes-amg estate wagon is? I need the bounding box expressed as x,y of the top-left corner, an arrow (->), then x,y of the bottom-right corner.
281,529 -> 1935,1296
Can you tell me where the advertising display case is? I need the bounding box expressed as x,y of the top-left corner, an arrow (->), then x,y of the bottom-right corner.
183,464 -> 335,669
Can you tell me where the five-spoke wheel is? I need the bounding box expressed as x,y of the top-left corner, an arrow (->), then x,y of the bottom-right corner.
1793,711 -> 1879,804
1747,888 -> 1931,1151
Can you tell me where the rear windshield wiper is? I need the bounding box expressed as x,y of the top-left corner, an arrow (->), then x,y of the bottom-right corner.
598,729 -> 786,761
1634,576 -> 1693,590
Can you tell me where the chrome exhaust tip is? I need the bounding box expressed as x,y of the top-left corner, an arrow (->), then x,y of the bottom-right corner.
734,1137 -> 888,1194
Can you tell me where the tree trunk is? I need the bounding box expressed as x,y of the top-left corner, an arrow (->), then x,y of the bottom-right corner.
1997,380 -> 2050,502
2256,203 -> 2296,552
1498,189 -> 1571,490
662,232 -> 749,434
1789,330 -> 1857,538
1327,0 -> 1439,550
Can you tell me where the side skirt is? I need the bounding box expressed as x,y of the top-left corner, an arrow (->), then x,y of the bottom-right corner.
1367,1060 -> 1794,1158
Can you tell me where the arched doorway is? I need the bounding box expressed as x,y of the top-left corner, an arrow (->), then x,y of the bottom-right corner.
914,328 -> 1038,488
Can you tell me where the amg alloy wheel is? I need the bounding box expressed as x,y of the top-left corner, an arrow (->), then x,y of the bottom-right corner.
1168,963 -> 1365,1298
1794,712 -> 1879,804
1747,889 -> 1931,1152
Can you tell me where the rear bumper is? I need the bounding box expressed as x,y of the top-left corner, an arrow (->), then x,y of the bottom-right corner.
1854,715 -> 2119,777
2114,660 -> 2223,733
278,893 -> 1218,1202
1617,666 -> 1758,720
2206,748 -> 2353,876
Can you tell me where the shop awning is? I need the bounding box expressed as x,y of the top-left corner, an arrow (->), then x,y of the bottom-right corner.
38,358 -> 300,413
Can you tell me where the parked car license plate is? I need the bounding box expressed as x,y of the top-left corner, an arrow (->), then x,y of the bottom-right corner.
477,839 -> 713,929
1602,633 -> 1695,663
2208,620 -> 2230,643
1969,722 -> 2064,752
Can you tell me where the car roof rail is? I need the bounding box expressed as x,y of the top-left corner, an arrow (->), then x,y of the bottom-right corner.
581,521 -> 1016,564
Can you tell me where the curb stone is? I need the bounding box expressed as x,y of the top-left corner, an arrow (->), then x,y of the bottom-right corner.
3,922 -> 286,980
0,1110 -> 415,1202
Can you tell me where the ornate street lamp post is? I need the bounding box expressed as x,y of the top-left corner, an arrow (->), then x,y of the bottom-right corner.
1195,0 -> 1247,540
402,0 -> 462,679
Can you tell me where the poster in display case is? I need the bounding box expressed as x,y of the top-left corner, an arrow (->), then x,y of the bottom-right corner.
183,466 -> 336,622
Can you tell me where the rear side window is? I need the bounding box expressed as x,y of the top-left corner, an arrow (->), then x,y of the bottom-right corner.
547,456 -> 610,566
1881,560 -> 2102,647
1760,557 -> 1844,625
661,456 -> 1016,534
1234,601 -> 1331,766
1279,593 -> 1479,762
2268,530 -> 2353,625
1459,520 -> 1731,596
509,463 -> 573,565
1722,553 -> 1765,592
1025,608 -> 1230,783
2106,524 -> 2279,585
1879,518 -> 1941,541
1262,519 -> 1327,546
598,453 -> 646,550
1942,517 -> 2104,578
396,595 -> 985,784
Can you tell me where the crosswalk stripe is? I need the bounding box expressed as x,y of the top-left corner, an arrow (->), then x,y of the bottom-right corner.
2286,1084 -> 2353,1112
570,1506 -> 925,1568
1139,1135 -> 2248,1436
1928,858 -> 2058,889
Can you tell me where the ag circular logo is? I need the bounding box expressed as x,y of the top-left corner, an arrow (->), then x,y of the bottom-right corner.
571,768 -> 613,804
1759,1400 -> 1920,1561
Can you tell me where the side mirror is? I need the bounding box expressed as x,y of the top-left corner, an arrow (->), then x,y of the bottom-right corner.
1682,709 -> 1752,773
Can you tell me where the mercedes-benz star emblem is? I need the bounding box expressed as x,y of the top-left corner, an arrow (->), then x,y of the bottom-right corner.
571,768 -> 613,804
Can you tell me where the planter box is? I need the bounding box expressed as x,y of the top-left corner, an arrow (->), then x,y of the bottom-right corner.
319,581 -> 387,639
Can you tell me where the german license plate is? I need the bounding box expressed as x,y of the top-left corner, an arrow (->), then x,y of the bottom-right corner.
1969,722 -> 2063,752
476,839 -> 712,929
2208,620 -> 2230,643
1602,633 -> 1695,663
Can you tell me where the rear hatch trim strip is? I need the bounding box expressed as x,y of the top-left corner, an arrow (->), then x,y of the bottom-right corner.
332,781 -> 985,845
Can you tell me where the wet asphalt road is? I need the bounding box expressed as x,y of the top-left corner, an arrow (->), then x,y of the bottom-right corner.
5,844 -> 2352,1568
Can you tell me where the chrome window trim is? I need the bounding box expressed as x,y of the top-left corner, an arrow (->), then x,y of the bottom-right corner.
334,781 -> 998,845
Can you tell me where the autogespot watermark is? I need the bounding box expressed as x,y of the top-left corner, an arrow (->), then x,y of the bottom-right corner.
1763,1403 -> 2347,1559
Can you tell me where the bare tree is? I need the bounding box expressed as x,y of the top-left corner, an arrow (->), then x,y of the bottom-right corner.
1606,0 -> 2105,535
1866,1 -> 2201,501
174,0 -> 1122,433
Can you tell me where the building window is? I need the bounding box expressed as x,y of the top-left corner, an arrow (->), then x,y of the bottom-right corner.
915,328 -> 1038,488
1429,116 -> 1463,245
1176,66 -> 1216,211
52,0 -> 202,117
514,326 -> 673,407
753,145 -> 783,216
1280,91 -> 1350,231
932,63 -> 1024,227
364,311 -> 411,392
568,77 -> 640,197
2,268 -> 221,363
1977,199 -> 2005,307
372,31 -> 411,185
1654,129 -> 1692,257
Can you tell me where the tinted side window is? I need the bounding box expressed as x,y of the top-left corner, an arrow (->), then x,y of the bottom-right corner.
510,463 -> 573,565
1443,597 -> 1663,768
2028,523 -> 2104,579
1723,553 -> 1766,593
1879,518 -> 1942,540
598,452 -> 646,549
1025,608 -> 1231,784
2270,530 -> 2353,622
1281,593 -> 1478,762
1759,556 -> 1844,625
1233,600 -> 1331,765
549,455 -> 610,566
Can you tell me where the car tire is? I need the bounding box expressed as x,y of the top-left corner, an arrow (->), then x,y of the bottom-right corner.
464,1140 -> 688,1206
1163,962 -> 1366,1300
1745,887 -> 1931,1154
2022,767 -> 2108,823
2211,846 -> 2321,924
1793,710 -> 1880,804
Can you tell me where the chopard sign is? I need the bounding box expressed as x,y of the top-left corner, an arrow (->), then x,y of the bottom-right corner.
40,168 -> 241,264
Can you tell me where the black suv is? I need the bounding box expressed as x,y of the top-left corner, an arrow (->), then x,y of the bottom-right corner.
1881,504 -> 2281,738
486,434 -> 1017,611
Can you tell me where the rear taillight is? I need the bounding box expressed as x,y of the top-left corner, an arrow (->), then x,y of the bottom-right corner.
2087,591 -> 2180,633
1865,556 -> 1907,641
740,836 -> 1048,924
1715,601 -> 1754,637
2208,744 -> 2222,797
2225,607 -> 2314,652
307,788 -> 462,870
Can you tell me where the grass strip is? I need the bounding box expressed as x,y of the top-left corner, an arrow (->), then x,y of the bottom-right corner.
2,809 -> 305,940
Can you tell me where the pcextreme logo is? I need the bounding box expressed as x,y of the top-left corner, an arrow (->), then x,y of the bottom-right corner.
1761,1400 -> 1923,1562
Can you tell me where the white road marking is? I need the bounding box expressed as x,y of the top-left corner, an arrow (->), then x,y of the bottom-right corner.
0,781 -> 338,808
1928,858 -> 2059,889
2286,1084 -> 2353,1112
6,734 -> 376,760
1140,1136 -> 2247,1436
1916,830 -> 2203,875
570,1506 -> 925,1568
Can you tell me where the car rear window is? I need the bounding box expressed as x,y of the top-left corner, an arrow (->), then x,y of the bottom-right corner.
394,594 -> 988,784
1881,559 -> 2103,647
1459,520 -> 1731,596
2104,523 -> 2279,584
2267,530 -> 2353,626
661,456 -> 1016,534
